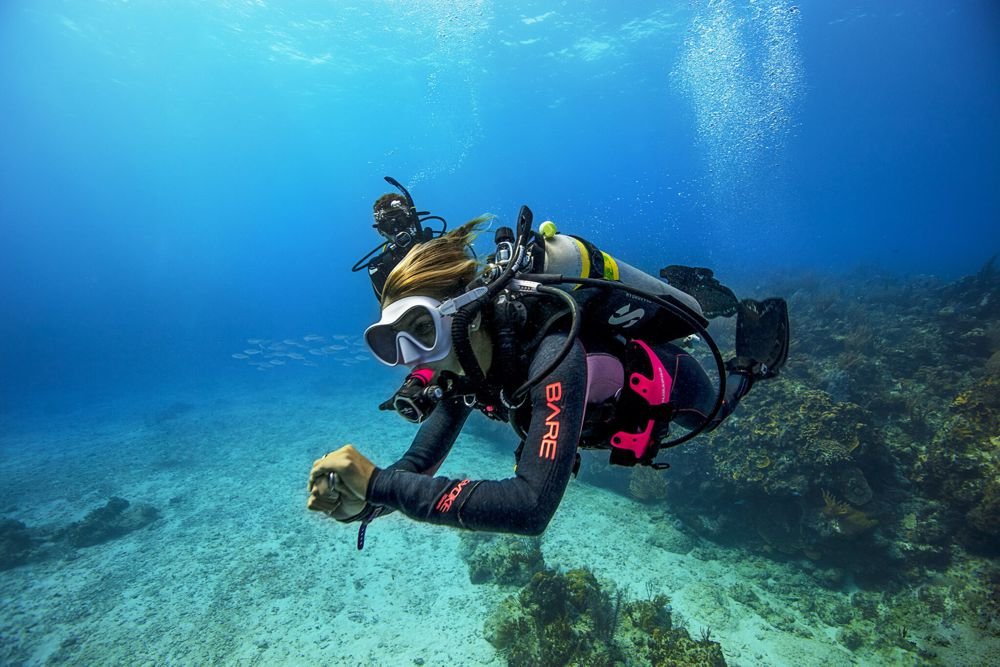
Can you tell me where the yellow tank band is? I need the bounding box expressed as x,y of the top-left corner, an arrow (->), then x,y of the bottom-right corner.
601,252 -> 620,281
572,237 -> 591,278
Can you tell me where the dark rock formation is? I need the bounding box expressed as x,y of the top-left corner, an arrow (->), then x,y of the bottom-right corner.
0,518 -> 38,570
61,497 -> 161,548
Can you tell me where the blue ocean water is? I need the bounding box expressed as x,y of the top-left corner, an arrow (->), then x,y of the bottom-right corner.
1,2 -> 999,665
2,0 -> 997,411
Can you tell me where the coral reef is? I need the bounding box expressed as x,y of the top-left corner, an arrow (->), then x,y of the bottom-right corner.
912,373 -> 1000,551
820,489 -> 878,538
458,533 -> 545,586
704,383 -> 874,499
829,553 -> 1000,662
627,465 -> 669,503
581,263 -> 1000,584
484,568 -> 726,667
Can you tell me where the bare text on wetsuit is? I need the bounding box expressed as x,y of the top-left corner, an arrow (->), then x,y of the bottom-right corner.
539,382 -> 563,460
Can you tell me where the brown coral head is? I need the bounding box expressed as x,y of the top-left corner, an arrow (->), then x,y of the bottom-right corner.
821,489 -> 878,536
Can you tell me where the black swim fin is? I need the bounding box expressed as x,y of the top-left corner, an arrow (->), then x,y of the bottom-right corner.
729,298 -> 789,379
659,265 -> 740,319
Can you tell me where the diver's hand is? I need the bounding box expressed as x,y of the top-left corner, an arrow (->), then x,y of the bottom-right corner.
306,472 -> 345,516
306,478 -> 367,520
307,445 -> 376,520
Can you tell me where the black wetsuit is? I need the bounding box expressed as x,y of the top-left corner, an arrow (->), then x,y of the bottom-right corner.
365,333 -> 750,536
368,334 -> 585,535
366,227 -> 436,301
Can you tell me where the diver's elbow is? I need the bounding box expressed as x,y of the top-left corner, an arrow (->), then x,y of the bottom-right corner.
515,507 -> 554,536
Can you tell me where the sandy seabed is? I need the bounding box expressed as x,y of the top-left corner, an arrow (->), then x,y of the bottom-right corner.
0,375 -> 995,666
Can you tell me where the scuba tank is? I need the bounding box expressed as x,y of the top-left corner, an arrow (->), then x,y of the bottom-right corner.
539,226 -> 704,315
536,223 -> 705,342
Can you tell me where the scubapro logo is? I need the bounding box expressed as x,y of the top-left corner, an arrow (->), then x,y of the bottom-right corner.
608,304 -> 644,328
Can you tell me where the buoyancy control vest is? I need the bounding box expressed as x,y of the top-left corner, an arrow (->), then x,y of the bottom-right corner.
489,223 -> 713,466
381,207 -> 727,464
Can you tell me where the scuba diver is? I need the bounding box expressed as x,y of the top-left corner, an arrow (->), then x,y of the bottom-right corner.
351,176 -> 447,301
314,201 -> 789,546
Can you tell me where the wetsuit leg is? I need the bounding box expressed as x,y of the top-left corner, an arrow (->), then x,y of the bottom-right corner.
654,344 -> 752,431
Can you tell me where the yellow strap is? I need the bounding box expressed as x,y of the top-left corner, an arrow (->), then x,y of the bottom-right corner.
601,252 -> 620,281
572,237 -> 591,278
568,237 -> 592,290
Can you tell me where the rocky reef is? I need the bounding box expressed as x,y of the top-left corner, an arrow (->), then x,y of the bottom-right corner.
584,262 -> 1000,586
60,497 -> 161,548
463,537 -> 729,665
484,567 -> 726,667
0,496 -> 161,568
458,533 -> 546,586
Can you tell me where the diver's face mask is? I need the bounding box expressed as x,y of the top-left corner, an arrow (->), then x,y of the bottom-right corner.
373,199 -> 418,245
364,296 -> 453,367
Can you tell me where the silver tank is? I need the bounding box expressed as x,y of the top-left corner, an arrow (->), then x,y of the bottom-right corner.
541,233 -> 703,316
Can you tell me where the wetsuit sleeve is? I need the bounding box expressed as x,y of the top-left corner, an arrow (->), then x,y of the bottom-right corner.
384,396 -> 472,475
367,333 -> 586,535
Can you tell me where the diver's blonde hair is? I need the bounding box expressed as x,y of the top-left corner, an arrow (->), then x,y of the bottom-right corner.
381,216 -> 492,306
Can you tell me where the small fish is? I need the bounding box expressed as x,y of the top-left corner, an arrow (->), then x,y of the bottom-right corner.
243,349 -> 261,355
308,349 -> 325,356
303,334 -> 325,342
232,353 -> 249,359
288,353 -> 305,360
269,359 -> 286,366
